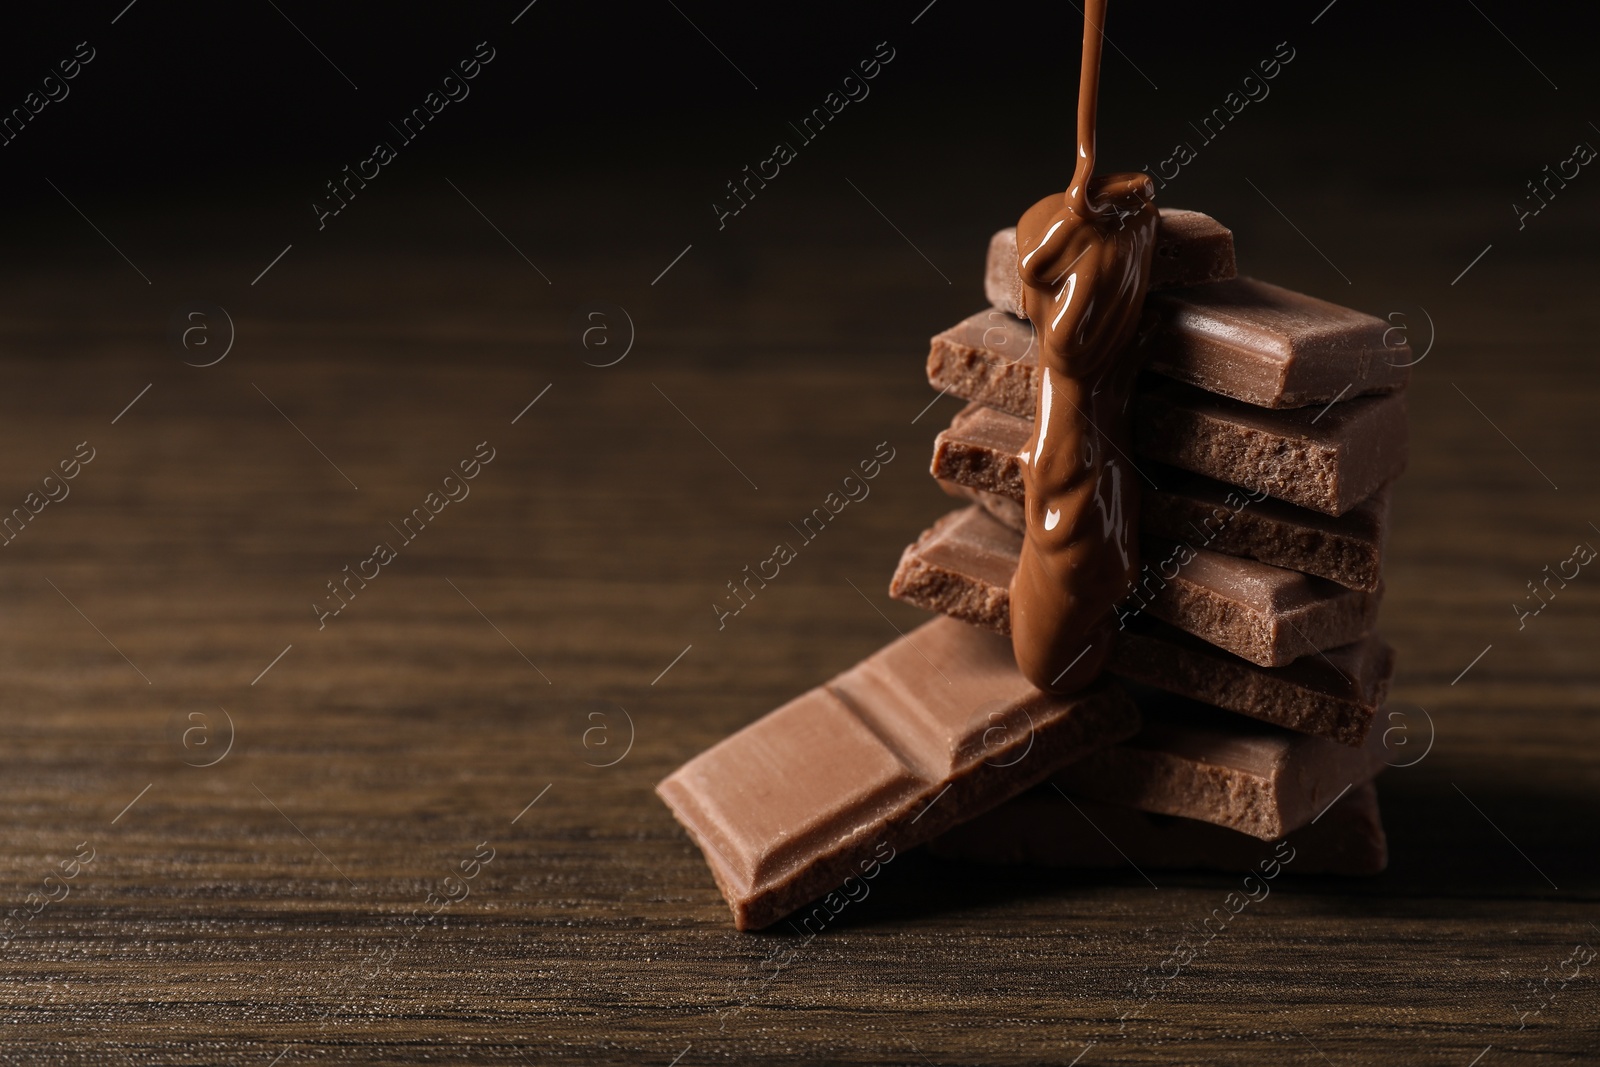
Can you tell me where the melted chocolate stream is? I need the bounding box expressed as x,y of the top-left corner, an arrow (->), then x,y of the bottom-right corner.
1009,0 -> 1158,694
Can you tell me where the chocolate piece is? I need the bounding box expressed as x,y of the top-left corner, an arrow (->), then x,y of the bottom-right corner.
931,781 -> 1388,875
930,393 -> 1405,519
1054,693 -> 1390,839
982,229 -> 1017,320
930,403 -> 1034,501
1146,210 -> 1240,291
656,616 -> 1140,930
888,506 -> 1380,667
889,507 -> 1019,632
1137,380 -> 1407,516
1142,467 -> 1388,591
925,310 -> 1085,419
1140,279 -> 1410,408
984,210 -> 1237,315
946,275 -> 1410,420
1128,541 -> 1381,666
938,467 -> 1389,593
939,476 -> 1027,531
1109,621 -> 1392,745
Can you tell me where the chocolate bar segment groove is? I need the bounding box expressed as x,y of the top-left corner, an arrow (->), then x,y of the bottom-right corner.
656,616 -> 1140,930
889,506 -> 1380,668
984,210 -> 1237,316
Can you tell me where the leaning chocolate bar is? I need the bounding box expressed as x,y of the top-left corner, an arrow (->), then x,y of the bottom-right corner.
931,782 -> 1388,876
656,616 -> 1139,930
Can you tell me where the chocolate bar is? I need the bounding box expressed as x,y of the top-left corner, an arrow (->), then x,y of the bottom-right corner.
929,404 -> 1034,503
1109,621 -> 1392,745
931,392 -> 1404,519
656,616 -> 1140,930
1054,692 -> 1390,839
984,210 -> 1237,315
889,506 -> 1380,667
938,477 -> 1027,530
980,260 -> 1407,410
930,782 -> 1388,876
1142,468 -> 1388,591
1138,380 -> 1407,517
938,469 -> 1389,592
1139,279 -> 1410,408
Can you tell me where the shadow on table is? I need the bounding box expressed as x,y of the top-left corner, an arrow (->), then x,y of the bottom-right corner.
764,769 -> 1599,935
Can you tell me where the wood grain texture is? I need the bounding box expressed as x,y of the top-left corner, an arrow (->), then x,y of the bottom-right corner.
0,164 -> 1596,1067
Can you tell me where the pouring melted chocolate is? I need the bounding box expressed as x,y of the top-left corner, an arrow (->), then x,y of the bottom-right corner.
1009,0 -> 1158,693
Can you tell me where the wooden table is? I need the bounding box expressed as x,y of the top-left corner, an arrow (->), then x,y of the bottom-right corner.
0,141 -> 1596,1065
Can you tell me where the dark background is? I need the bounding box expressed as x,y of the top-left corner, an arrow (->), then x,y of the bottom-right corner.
5,0 -> 1598,288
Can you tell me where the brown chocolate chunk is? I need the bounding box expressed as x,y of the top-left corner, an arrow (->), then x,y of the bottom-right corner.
984,209 -> 1237,316
938,465 -> 1389,592
930,781 -> 1388,876
1132,539 -> 1381,665
930,403 -> 1033,501
939,476 -> 1026,531
926,312 -> 1063,419
1054,692 -> 1391,839
983,229 -> 1018,318
1109,620 -> 1393,746
1141,279 -> 1410,408
1148,209 -> 1241,289
888,506 -> 1380,667
1137,379 -> 1407,516
656,616 -> 1140,930
1142,467 -> 1388,591
888,507 -> 1019,632
931,392 -> 1404,519
976,266 -> 1406,411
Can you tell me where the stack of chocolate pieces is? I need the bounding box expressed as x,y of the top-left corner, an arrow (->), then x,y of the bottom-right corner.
657,210 -> 1406,932
894,210 -> 1406,875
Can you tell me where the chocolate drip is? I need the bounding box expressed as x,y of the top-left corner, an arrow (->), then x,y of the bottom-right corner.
1009,0 -> 1158,693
